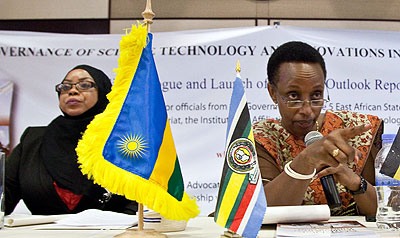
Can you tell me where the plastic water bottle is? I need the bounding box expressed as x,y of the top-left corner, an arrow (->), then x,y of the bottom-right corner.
375,134 -> 400,230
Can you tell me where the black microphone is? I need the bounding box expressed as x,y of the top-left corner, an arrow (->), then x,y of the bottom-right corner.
305,131 -> 342,212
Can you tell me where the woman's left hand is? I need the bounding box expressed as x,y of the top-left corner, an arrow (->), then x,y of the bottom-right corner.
316,163 -> 361,191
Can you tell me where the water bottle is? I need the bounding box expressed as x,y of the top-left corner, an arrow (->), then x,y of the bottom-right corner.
375,134 -> 400,230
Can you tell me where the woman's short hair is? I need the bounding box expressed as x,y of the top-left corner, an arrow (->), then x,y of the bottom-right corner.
267,41 -> 327,85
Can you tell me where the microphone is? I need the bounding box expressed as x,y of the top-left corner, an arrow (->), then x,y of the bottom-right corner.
305,131 -> 342,211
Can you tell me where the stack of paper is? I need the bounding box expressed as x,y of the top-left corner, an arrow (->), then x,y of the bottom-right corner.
55,209 -> 138,227
5,209 -> 138,230
263,205 -> 330,224
5,214 -> 67,227
276,221 -> 378,237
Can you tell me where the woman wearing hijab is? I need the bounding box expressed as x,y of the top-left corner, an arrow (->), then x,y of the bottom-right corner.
5,65 -> 137,215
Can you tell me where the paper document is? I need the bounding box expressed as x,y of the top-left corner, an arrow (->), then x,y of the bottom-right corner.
5,214 -> 67,227
6,209 -> 138,230
276,220 -> 378,237
263,205 -> 330,224
55,209 -> 138,227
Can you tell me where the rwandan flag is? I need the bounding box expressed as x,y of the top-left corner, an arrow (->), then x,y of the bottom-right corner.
214,66 -> 267,238
380,128 -> 400,180
76,24 -> 199,221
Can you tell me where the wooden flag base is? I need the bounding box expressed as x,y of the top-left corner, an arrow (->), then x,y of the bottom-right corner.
114,228 -> 167,238
114,203 -> 167,237
220,230 -> 242,238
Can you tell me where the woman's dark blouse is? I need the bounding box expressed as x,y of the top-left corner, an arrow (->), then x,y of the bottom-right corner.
5,127 -> 137,215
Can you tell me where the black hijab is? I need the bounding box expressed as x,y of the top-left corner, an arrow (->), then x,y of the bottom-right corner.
41,65 -> 112,196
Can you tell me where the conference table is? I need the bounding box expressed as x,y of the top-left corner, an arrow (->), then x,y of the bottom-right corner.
2,216 -> 400,237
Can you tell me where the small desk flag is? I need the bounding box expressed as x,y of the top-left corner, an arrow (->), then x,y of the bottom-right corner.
214,66 -> 267,238
76,24 -> 199,221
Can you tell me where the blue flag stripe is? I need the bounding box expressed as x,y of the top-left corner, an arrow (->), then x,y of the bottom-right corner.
103,34 -> 167,179
226,76 -> 245,140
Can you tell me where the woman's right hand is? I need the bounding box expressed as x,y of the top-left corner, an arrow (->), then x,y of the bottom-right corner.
292,124 -> 372,173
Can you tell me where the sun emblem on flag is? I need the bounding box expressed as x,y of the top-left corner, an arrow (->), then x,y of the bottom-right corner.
117,133 -> 148,159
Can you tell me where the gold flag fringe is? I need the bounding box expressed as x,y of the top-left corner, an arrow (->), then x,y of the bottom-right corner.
76,24 -> 199,221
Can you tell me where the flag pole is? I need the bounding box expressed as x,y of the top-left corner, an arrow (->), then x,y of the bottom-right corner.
236,59 -> 241,73
221,59 -> 243,238
138,204 -> 144,231
142,0 -> 155,33
115,2 -> 166,237
135,0 -> 155,233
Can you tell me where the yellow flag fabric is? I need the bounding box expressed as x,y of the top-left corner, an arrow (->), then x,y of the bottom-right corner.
76,24 -> 199,221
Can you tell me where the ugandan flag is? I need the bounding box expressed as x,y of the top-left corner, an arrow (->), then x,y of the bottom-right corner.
214,68 -> 266,238
380,128 -> 400,181
76,24 -> 199,221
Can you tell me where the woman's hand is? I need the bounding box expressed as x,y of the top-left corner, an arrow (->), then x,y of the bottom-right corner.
296,124 -> 372,172
315,151 -> 378,216
316,163 -> 361,191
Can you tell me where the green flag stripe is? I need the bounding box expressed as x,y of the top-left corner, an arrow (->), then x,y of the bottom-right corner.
225,174 -> 249,228
242,119 -> 251,138
167,157 -> 184,201
214,168 -> 233,218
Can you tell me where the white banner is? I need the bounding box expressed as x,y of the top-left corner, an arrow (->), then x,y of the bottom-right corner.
0,79 -> 13,155
1,26 -> 400,216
